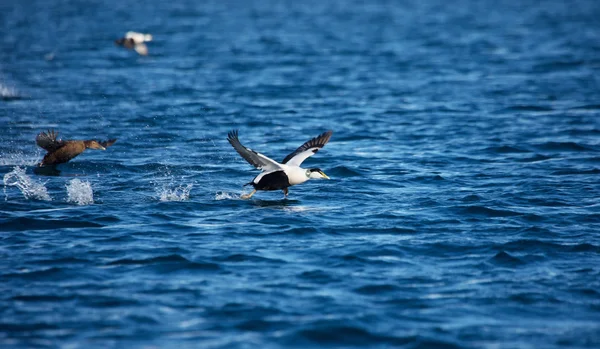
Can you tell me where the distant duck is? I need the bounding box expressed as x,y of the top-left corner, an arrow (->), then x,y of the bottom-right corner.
36,130 -> 117,167
227,130 -> 332,199
115,31 -> 153,56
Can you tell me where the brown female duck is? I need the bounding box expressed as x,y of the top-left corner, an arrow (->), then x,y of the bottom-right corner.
36,130 -> 116,166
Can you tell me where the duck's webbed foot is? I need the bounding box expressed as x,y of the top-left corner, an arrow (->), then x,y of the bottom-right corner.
241,189 -> 257,200
282,188 -> 289,198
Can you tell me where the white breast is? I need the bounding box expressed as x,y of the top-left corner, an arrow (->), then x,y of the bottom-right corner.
284,166 -> 308,186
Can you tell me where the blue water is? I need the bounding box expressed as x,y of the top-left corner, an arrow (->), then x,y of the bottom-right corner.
1,0 -> 600,348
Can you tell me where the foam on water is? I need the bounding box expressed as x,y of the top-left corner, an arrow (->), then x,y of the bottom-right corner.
66,179 -> 94,205
215,191 -> 241,200
3,166 -> 51,201
157,183 -> 193,202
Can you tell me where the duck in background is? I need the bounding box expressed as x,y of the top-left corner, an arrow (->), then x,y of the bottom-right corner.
115,31 -> 153,56
36,129 -> 117,166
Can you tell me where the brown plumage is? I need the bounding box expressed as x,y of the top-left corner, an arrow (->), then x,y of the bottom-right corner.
36,129 -> 117,166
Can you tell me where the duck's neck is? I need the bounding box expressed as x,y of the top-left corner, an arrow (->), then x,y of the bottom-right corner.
285,166 -> 309,185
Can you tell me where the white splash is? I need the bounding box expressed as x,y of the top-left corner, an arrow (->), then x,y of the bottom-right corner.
215,191 -> 240,200
158,184 -> 193,202
3,166 -> 51,201
66,179 -> 94,205
0,149 -> 41,166
0,83 -> 20,100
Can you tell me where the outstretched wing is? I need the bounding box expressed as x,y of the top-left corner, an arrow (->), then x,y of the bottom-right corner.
227,130 -> 282,172
99,139 -> 117,148
36,129 -> 66,152
282,130 -> 332,167
133,43 -> 148,56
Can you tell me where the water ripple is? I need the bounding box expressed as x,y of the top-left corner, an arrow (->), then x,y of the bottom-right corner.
1,0 -> 599,348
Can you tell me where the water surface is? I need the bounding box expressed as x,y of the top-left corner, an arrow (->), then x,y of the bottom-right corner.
1,0 -> 599,348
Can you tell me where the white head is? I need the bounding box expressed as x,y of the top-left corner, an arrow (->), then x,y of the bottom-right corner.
306,168 -> 330,180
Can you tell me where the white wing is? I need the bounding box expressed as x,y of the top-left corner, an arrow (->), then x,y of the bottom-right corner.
125,31 -> 152,44
282,130 -> 332,167
227,130 -> 282,172
134,43 -> 148,56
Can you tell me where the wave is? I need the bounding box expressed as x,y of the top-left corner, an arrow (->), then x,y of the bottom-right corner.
412,174 -> 446,182
285,324 -> 460,348
0,322 -> 59,332
294,325 -> 401,346
484,145 -> 530,153
351,245 -> 407,259
533,60 -> 584,72
495,105 -> 554,113
277,226 -> 320,234
66,179 -> 94,205
461,194 -> 482,202
106,254 -> 220,272
551,168 -> 600,176
327,226 -> 418,235
488,251 -> 525,267
509,292 -> 560,305
213,253 -> 285,264
499,239 -> 600,254
2,267 -> 66,280
77,294 -> 141,308
298,269 -> 340,284
515,154 -> 552,163
457,205 -> 521,217
3,166 -> 51,201
11,294 -> 73,302
533,141 -> 596,152
31,257 -> 91,265
1,217 -> 103,231
567,128 -> 600,136
354,283 -> 400,295
328,165 -> 362,177
569,104 -> 600,111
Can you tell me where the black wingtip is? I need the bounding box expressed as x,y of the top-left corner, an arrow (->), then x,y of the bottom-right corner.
227,129 -> 239,142
314,130 -> 333,146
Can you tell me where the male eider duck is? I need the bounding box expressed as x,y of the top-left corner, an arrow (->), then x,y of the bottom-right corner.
36,129 -> 117,167
115,31 -> 153,56
227,130 -> 332,199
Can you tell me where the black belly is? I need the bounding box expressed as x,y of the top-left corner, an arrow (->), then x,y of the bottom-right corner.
252,171 -> 290,191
